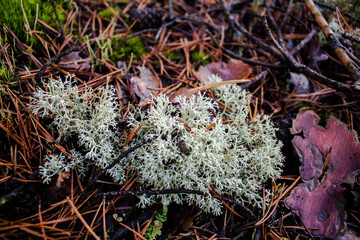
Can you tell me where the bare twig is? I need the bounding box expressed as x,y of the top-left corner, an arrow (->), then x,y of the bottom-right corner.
50,0 -> 66,41
34,46 -> 82,82
97,188 -> 256,218
262,17 -> 360,96
280,0 -> 294,30
219,0 -> 285,61
343,32 -> 360,44
264,0 -> 285,47
168,0 -> 175,20
305,0 -> 360,89
82,137 -> 155,196
206,30 -> 285,69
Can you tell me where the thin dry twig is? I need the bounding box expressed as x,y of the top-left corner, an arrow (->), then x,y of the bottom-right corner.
305,0 -> 360,88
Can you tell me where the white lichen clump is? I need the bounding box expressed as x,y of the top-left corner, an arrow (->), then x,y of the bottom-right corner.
123,75 -> 284,214
31,74 -> 284,215
31,75 -> 120,183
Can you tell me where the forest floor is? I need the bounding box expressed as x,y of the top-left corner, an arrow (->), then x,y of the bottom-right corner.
0,0 -> 360,239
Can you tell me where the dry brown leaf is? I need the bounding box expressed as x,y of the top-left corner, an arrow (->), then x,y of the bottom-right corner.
194,59 -> 252,84
169,87 -> 194,102
58,51 -> 91,71
130,66 -> 159,104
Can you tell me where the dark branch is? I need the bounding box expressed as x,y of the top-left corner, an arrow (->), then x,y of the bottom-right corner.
34,46 -> 82,82
97,188 -> 256,218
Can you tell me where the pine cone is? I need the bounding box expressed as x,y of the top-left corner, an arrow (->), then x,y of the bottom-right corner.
129,6 -> 165,30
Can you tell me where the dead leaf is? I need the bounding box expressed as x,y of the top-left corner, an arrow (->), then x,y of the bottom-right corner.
56,171 -> 71,188
285,109 -> 360,238
194,59 -> 252,84
169,87 -> 194,102
290,72 -> 310,93
130,66 -> 159,104
181,211 -> 202,232
58,51 -> 91,71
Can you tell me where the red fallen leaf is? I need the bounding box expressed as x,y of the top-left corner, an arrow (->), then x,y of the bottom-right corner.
285,109 -> 360,239
194,59 -> 252,84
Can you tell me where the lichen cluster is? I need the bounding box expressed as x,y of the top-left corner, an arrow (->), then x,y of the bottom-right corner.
30,74 -> 284,214
123,75 -> 284,213
30,75 -> 120,183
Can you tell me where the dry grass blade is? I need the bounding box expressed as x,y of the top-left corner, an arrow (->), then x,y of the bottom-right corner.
189,79 -> 252,93
256,176 -> 300,226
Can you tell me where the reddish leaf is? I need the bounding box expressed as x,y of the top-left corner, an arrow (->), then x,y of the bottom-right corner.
285,109 -> 360,238
194,59 -> 252,84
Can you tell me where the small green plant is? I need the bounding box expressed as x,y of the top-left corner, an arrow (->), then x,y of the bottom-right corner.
98,8 -> 117,20
83,34 -> 147,64
191,51 -> 211,67
0,62 -> 13,85
0,0 -> 69,47
110,36 -> 147,62
144,205 -> 168,240
166,50 -> 182,63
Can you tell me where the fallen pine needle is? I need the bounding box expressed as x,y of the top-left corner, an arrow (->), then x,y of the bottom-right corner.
66,197 -> 100,240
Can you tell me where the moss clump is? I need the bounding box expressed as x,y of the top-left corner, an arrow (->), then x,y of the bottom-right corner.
144,205 -> 168,240
0,62 -> 13,85
191,51 -> 211,67
0,0 -> 68,46
109,36 -> 147,62
98,8 -> 117,19
166,50 -> 182,63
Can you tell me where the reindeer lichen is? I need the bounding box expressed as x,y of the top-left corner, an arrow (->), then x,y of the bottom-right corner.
30,75 -> 120,183
121,75 -> 284,214
31,74 -> 284,214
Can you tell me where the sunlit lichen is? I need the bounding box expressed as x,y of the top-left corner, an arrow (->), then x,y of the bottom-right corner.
31,74 -> 284,214
120,75 -> 284,214
30,75 -> 120,183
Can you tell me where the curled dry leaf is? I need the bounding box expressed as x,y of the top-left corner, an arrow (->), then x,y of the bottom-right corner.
194,59 -> 252,84
130,66 -> 159,104
58,51 -> 91,71
289,72 -> 310,93
285,109 -> 360,239
169,87 -> 194,102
